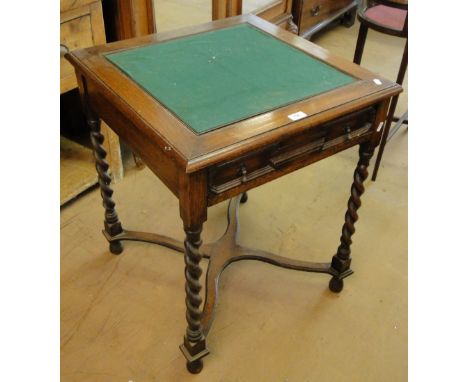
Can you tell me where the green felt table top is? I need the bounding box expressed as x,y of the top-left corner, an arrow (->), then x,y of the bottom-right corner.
105,24 -> 355,135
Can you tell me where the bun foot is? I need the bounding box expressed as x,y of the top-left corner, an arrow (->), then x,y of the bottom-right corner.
186,359 -> 203,374
109,240 -> 123,255
329,277 -> 344,293
240,192 -> 248,204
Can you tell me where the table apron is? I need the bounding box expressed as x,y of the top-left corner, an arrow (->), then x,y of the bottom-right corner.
207,105 -> 377,205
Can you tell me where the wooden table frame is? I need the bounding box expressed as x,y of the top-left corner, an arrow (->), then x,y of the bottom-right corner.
67,14 -> 401,374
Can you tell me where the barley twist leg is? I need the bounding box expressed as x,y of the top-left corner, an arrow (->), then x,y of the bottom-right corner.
329,143 -> 374,292
88,116 -> 124,255
181,225 -> 209,374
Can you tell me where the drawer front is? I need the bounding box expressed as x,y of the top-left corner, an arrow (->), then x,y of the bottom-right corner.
61,15 -> 94,92
209,107 -> 376,196
298,0 -> 353,31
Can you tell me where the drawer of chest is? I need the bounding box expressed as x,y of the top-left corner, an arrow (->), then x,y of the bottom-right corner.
297,0 -> 354,30
61,15 -> 94,92
60,2 -> 105,94
209,107 -> 376,195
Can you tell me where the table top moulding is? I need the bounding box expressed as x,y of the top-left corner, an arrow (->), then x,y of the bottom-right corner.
66,14 -> 402,174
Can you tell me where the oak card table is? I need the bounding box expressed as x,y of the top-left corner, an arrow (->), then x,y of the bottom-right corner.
66,14 -> 401,374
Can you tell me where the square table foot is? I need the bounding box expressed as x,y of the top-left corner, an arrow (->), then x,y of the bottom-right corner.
180,337 -> 210,374
102,227 -> 124,255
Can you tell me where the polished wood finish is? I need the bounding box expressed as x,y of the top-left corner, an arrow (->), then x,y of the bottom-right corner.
66,14 -> 401,373
330,142 -> 374,291
207,107 -> 376,203
102,0 -> 156,42
181,223 -> 208,373
101,0 -> 156,170
83,88 -> 124,254
292,0 -> 358,39
213,0 -> 242,19
254,0 -> 294,31
67,17 -> 398,174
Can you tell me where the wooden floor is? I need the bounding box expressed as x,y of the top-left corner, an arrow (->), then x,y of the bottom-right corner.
61,15 -> 408,382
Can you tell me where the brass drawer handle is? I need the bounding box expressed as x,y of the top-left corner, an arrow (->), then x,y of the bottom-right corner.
209,165 -> 275,195
60,44 -> 69,57
343,125 -> 352,140
310,5 -> 321,16
323,123 -> 373,150
269,138 -> 325,168
239,165 -> 248,184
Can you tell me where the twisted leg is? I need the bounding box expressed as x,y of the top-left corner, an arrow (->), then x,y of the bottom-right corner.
180,225 -> 209,373
88,115 -> 124,255
329,143 -> 374,292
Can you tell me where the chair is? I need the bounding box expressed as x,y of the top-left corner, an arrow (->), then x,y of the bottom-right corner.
353,0 -> 408,181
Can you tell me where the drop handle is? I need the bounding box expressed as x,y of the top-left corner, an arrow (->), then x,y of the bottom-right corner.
344,126 -> 352,140
310,5 -> 321,16
239,165 -> 248,184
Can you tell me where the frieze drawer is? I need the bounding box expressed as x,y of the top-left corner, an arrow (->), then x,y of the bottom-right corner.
209,106 -> 376,195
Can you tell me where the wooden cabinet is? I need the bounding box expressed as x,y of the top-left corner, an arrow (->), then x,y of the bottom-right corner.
252,0 -> 297,31
102,0 -> 156,42
60,2 -> 107,93
213,0 -> 297,33
292,0 -> 358,39
60,0 -> 123,205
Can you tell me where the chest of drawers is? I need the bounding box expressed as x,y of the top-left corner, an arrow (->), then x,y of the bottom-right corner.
293,0 -> 358,39
60,1 -> 107,94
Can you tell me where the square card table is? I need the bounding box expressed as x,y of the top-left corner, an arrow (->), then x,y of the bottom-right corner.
66,14 -> 402,374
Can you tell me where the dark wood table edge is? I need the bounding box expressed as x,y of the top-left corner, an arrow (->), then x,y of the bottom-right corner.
66,14 -> 402,174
